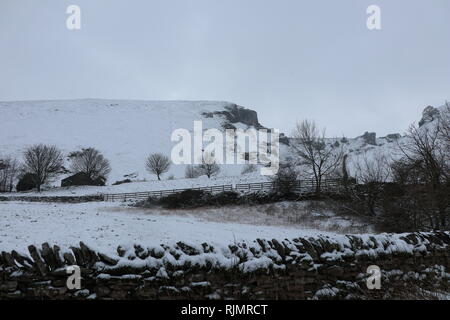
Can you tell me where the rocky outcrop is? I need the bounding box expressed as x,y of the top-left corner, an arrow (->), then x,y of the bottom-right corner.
201,104 -> 289,145
1,232 -> 449,300
221,104 -> 262,128
202,104 -> 263,129
385,133 -> 401,141
358,132 -> 377,145
419,106 -> 441,127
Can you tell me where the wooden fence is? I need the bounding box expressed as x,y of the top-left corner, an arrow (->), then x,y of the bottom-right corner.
103,179 -> 342,202
103,184 -> 233,201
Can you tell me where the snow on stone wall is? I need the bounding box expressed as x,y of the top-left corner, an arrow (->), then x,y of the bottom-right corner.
1,232 -> 449,299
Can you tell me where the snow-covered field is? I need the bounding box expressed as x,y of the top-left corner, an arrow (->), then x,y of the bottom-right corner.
0,200 -> 364,255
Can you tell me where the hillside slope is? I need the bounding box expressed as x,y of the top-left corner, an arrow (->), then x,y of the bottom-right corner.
0,99 -> 266,184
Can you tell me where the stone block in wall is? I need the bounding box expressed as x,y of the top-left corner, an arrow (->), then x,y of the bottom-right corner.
11,250 -> 34,270
1,251 -> 17,268
28,245 -> 48,276
62,252 -> 76,265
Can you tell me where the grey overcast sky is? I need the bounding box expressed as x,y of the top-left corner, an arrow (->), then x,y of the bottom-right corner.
0,0 -> 449,137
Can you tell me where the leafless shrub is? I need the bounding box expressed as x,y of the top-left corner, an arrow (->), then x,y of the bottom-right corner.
198,154 -> 220,179
270,162 -> 298,195
185,165 -> 200,179
349,151 -> 392,217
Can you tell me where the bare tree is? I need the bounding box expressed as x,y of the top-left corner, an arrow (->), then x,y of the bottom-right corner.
198,154 -> 220,179
400,123 -> 449,185
395,121 -> 450,229
355,151 -> 391,185
23,144 -> 64,192
185,165 -> 200,179
70,148 -> 111,180
291,120 -> 343,194
438,101 -> 450,151
0,156 -> 19,192
342,154 -> 349,184
146,153 -> 171,180
353,151 -> 391,216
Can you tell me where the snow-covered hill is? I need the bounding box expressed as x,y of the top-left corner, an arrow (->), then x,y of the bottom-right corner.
1,99 -> 448,192
0,99 -> 267,185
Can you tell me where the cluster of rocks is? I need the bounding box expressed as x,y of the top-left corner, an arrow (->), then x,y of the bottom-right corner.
358,132 -> 377,145
419,106 -> 441,127
1,232 -> 449,300
202,104 -> 263,130
202,103 -> 291,145
354,105 -> 444,146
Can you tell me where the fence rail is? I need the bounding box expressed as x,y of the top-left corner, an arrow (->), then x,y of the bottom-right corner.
103,179 -> 342,202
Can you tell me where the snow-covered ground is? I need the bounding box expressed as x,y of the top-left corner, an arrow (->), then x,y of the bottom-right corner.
0,200 -> 364,255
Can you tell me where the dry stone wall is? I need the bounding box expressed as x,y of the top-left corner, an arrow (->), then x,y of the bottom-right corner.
1,232 -> 449,300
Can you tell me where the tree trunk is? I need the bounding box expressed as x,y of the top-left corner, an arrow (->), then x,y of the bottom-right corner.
315,175 -> 322,195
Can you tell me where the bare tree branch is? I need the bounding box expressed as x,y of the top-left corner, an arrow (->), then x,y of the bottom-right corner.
291,119 -> 343,194
70,148 -> 111,180
198,154 -> 220,179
